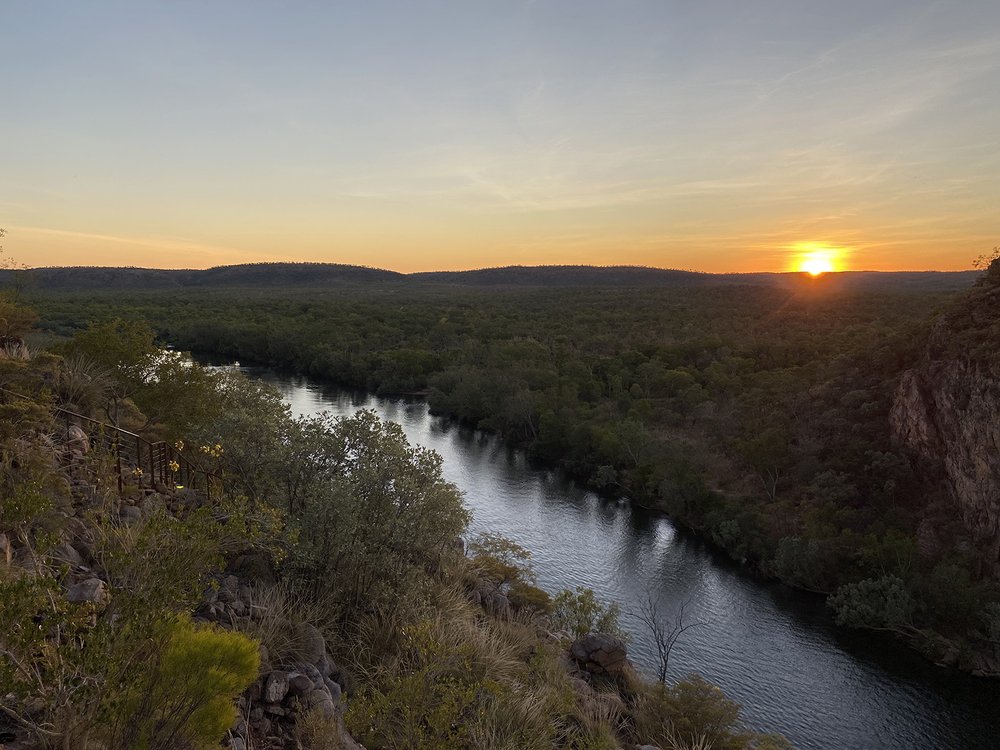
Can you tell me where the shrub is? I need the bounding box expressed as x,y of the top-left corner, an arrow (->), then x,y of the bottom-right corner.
468,532 -> 534,590
630,675 -> 792,750
102,617 -> 260,749
294,705 -> 343,750
551,586 -> 625,640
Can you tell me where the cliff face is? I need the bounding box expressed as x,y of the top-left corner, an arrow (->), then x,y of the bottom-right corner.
890,261 -> 1000,567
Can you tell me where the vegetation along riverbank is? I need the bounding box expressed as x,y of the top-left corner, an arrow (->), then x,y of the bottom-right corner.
1,284 -> 794,749
13,261 -> 1000,677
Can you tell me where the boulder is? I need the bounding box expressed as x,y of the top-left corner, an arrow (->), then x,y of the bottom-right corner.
118,505 -> 143,527
316,653 -> 335,678
570,633 -> 629,676
324,677 -> 342,704
263,702 -> 287,716
67,578 -> 108,604
292,622 -> 326,665
263,670 -> 289,703
139,494 -> 167,519
287,671 -> 315,697
65,424 -> 90,455
50,541 -> 83,568
485,591 -> 511,617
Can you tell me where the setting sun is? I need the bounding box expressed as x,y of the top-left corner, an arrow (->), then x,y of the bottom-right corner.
802,255 -> 834,276
792,244 -> 843,276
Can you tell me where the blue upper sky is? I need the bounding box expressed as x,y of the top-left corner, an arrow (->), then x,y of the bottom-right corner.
2,1 -> 998,271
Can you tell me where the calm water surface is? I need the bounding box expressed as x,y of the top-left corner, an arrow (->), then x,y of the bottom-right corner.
249,369 -> 999,750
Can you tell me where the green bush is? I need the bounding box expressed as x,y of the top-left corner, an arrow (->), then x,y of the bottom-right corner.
630,675 -> 792,750
102,617 -> 259,750
551,586 -> 625,640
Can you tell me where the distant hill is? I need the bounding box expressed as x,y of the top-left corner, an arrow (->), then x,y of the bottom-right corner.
1,262 -> 980,294
409,265 -> 711,286
3,263 -> 404,290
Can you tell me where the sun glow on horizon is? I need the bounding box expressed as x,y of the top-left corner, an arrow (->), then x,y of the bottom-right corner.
792,244 -> 845,276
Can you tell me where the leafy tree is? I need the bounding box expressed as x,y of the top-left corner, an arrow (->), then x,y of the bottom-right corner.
288,410 -> 469,619
551,586 -> 625,640
829,576 -> 915,632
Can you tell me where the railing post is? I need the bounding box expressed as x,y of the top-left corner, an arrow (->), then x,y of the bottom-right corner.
115,434 -> 123,497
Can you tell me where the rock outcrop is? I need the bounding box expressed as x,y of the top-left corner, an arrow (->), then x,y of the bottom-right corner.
570,633 -> 629,677
890,259 -> 1000,567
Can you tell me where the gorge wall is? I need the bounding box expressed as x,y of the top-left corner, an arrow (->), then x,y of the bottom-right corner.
891,260 -> 1000,568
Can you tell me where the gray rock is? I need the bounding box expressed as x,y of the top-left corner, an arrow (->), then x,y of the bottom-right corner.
486,590 -> 511,617
287,671 -> 315,697
67,577 -> 108,604
263,670 -> 289,703
51,541 -> 83,567
65,424 -> 90,455
293,622 -> 326,665
316,653 -> 335,678
230,737 -> 246,750
306,687 -> 331,708
314,695 -> 336,719
0,531 -> 10,565
118,505 -> 143,527
232,715 -> 247,737
140,494 -> 167,519
263,702 -> 287,716
305,687 -> 336,718
295,662 -> 323,687
324,677 -> 342,704
570,633 -> 629,676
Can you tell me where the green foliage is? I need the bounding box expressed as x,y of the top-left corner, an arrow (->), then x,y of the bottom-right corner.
346,588 -> 629,750
551,587 -> 625,640
0,397 -> 267,748
294,705 -> 344,750
829,575 -> 915,632
60,318 -> 159,396
630,675 -> 792,750
0,293 -> 38,338
103,617 -> 259,750
285,410 -> 470,620
22,273 -> 1000,687
469,532 -> 535,589
508,580 -> 553,614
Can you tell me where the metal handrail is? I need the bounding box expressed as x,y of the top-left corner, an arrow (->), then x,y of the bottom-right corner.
0,387 -> 220,501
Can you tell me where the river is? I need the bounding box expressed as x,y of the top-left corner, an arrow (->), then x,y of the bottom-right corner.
246,368 -> 999,750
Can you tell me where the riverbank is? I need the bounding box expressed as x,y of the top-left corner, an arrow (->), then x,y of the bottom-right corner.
1,337 -> 795,750
202,351 -> 999,680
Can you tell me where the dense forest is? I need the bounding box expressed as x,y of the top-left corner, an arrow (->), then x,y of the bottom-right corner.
1,289 -> 792,749
16,262 -> 1000,674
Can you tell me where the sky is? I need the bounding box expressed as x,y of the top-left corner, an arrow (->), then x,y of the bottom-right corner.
1,1 -> 998,273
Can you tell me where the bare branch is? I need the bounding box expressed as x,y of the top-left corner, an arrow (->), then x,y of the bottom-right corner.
634,595 -> 705,684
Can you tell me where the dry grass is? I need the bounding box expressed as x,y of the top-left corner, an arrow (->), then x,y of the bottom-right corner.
293,705 -> 343,750
233,581 -> 326,669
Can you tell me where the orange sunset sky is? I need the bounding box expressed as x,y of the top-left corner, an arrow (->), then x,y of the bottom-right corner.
2,2 -> 998,273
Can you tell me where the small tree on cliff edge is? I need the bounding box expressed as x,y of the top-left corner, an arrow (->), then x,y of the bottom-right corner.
973,246 -> 1000,285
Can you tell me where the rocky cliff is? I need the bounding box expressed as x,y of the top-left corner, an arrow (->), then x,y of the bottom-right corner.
890,259 -> 1000,568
